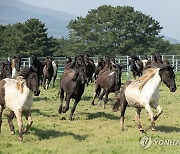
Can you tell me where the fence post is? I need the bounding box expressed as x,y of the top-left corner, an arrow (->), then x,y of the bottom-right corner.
172,55 -> 175,67
176,59 -> 178,72
127,56 -> 129,79
28,57 -> 31,68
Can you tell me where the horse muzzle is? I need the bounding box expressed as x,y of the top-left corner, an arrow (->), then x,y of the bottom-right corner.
170,86 -> 176,92
34,90 -> 40,96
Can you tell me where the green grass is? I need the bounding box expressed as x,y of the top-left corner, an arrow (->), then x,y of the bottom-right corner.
0,74 -> 180,154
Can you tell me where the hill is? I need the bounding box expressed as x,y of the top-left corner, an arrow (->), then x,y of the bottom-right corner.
0,0 -> 76,38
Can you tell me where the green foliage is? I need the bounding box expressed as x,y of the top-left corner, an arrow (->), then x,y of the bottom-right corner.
0,19 -> 56,57
68,5 -> 171,56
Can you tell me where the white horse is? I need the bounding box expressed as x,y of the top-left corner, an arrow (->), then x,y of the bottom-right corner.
0,67 -> 40,141
113,66 -> 176,132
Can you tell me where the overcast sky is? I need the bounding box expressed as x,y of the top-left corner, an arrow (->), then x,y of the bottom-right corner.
19,0 -> 180,41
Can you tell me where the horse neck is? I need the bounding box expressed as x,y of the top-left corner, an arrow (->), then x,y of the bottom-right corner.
145,69 -> 161,91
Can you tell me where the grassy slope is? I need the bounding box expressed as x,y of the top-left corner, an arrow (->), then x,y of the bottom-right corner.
0,74 -> 180,154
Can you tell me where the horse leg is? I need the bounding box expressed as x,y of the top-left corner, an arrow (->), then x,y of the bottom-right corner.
69,99 -> 80,121
62,95 -> 71,113
0,105 -> 4,133
58,88 -> 64,114
14,110 -> 23,141
135,108 -> 144,132
52,73 -> 57,87
152,103 -> 163,121
120,101 -> 128,131
103,92 -> 109,109
23,110 -> 33,134
92,85 -> 101,106
8,111 -> 15,135
145,104 -> 156,131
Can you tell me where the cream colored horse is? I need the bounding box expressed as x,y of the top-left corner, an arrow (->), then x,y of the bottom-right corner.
114,66 -> 176,132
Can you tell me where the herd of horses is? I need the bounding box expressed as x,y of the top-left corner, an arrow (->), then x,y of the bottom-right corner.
0,53 -> 177,141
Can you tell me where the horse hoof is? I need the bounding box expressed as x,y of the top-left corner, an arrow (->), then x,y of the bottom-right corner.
61,117 -> 66,120
58,109 -> 62,114
91,103 -> 95,106
11,131 -> 15,135
151,127 -> 156,131
139,128 -> 145,133
18,137 -> 23,141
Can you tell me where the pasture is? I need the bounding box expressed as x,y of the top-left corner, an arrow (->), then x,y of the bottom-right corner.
0,74 -> 180,154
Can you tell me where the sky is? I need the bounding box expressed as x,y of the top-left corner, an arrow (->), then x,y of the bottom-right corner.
18,0 -> 180,41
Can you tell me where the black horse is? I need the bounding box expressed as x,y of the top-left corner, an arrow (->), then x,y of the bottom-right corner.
92,63 -> 122,109
128,56 -> 143,78
30,53 -> 45,85
83,55 -> 95,85
0,60 -> 12,80
58,55 -> 87,120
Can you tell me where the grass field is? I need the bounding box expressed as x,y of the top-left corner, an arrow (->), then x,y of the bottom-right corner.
0,74 -> 180,154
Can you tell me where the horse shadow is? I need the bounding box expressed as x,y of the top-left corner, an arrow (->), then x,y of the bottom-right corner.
83,112 -> 119,120
156,125 -> 180,133
34,96 -> 50,102
30,127 -> 88,141
31,109 -> 58,118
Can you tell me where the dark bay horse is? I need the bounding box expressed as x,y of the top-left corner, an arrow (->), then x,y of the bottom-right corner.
0,66 -> 40,141
113,65 -> 176,132
94,57 -> 105,80
43,56 -> 54,89
30,53 -> 45,85
58,56 -> 87,120
92,63 -> 122,109
128,56 -> 144,78
0,60 -> 12,80
83,55 -> 95,85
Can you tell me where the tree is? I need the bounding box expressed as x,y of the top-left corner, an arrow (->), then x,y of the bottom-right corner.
22,18 -> 49,56
68,5 -> 170,56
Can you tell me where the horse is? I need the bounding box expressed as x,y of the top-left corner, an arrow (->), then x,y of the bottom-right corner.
0,66 -> 40,141
12,54 -> 21,78
128,56 -> 143,78
92,63 -> 122,109
93,57 -> 105,80
113,65 -> 176,132
58,56 -> 87,120
64,56 -> 74,71
52,58 -> 58,87
0,60 -> 12,80
30,53 -> 44,85
83,55 -> 95,85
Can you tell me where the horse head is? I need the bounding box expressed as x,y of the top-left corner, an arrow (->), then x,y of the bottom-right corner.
19,67 -> 40,96
159,65 -> 176,92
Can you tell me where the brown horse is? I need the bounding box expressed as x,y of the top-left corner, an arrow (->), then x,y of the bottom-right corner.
92,63 -> 122,109
58,56 -> 87,120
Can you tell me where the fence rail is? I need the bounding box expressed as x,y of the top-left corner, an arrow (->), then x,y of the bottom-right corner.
1,55 -> 180,78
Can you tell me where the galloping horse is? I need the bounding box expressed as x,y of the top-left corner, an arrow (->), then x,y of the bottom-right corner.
113,65 -> 176,132
58,56 -> 87,120
0,60 -> 12,80
92,63 -> 122,109
83,55 -> 95,85
43,56 -> 54,89
94,57 -> 105,80
30,53 -> 44,85
12,54 -> 21,78
0,66 -> 40,141
128,56 -> 143,78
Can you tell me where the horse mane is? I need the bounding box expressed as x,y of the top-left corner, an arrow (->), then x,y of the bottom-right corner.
134,68 -> 158,90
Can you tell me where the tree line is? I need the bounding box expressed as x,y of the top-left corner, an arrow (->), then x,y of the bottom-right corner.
0,5 -> 179,57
